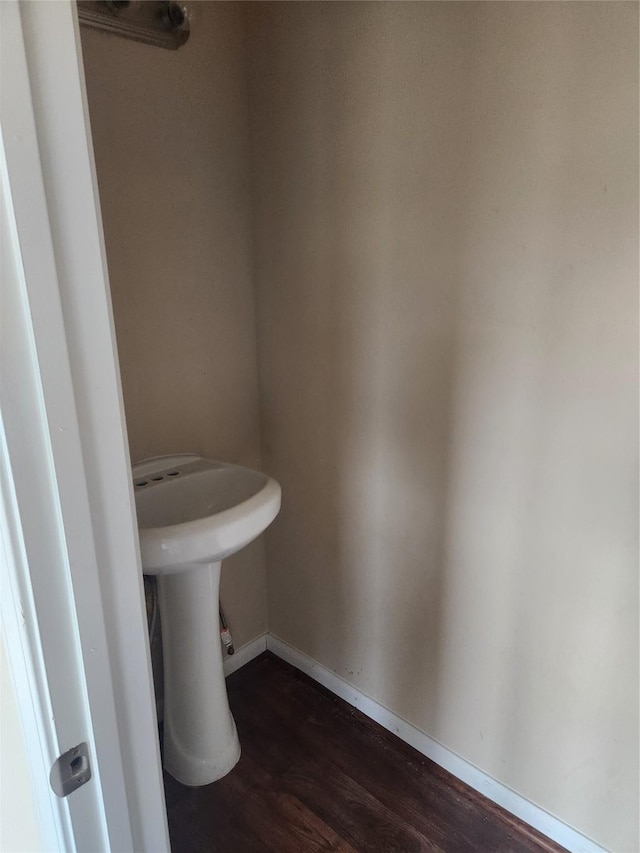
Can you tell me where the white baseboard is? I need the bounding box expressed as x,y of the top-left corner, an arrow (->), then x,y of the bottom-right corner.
223,633 -> 267,677
266,635 -> 607,853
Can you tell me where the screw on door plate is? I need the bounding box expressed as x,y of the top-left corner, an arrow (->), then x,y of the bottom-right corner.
50,742 -> 92,797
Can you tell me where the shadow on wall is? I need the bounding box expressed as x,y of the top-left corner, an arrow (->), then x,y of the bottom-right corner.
248,3 -> 638,849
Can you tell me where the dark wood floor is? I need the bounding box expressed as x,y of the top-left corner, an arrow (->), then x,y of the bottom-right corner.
164,652 -> 567,853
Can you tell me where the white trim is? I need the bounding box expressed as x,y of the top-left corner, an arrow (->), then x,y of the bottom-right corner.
1,3 -> 121,846
1,2 -> 169,849
223,634 -> 268,677
266,635 -> 607,853
0,426 -> 72,852
22,2 -> 170,849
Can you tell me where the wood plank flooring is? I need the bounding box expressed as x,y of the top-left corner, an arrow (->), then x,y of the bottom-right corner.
163,652 -> 567,853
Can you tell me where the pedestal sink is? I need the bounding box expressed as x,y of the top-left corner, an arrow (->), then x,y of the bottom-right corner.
132,454 -> 281,786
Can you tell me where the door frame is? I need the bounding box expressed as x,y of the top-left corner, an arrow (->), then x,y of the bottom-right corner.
1,2 -> 169,849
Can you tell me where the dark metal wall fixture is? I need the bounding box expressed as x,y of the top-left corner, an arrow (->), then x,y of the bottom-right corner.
77,1 -> 190,51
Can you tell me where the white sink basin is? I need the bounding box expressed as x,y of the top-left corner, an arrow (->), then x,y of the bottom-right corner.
132,454 -> 281,786
133,455 -> 281,573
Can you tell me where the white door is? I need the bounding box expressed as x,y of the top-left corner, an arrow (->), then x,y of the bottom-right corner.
0,2 -> 169,850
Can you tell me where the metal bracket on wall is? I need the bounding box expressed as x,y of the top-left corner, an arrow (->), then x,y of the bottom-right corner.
77,1 -> 190,51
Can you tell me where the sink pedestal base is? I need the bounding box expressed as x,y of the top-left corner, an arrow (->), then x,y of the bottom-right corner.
157,560 -> 240,786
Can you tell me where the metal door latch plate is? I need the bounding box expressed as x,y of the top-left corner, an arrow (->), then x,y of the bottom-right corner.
50,742 -> 92,798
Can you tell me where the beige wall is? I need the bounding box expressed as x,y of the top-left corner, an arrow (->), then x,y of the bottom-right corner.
81,4 -> 266,647
82,3 -> 638,848
247,4 -> 639,851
